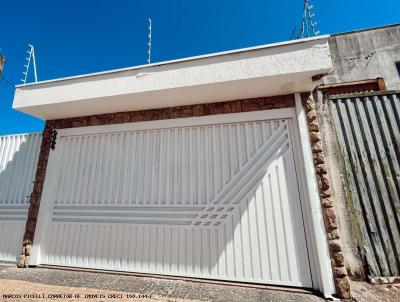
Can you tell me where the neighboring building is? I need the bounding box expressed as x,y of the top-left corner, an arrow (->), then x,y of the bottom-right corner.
324,24 -> 400,90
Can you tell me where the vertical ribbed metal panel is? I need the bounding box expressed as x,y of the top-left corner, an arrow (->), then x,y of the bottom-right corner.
39,119 -> 312,287
331,92 -> 400,277
0,133 -> 41,262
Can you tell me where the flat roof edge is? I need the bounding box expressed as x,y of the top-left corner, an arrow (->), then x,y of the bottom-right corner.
16,35 -> 330,89
331,23 -> 400,37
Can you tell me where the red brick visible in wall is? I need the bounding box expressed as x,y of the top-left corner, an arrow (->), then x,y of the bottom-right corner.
301,92 -> 351,299
18,94 -> 294,267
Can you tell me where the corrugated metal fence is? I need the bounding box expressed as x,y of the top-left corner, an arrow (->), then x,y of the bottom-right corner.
0,133 -> 41,262
330,91 -> 400,277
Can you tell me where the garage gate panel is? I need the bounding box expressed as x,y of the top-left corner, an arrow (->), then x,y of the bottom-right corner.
37,116 -> 312,287
0,134 -> 41,262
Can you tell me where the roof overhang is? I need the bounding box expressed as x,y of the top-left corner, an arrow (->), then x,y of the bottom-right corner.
13,36 -> 332,120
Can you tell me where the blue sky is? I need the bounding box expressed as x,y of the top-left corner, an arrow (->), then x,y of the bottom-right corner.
0,0 -> 399,135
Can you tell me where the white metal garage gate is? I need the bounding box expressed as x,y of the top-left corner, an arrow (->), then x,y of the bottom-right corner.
0,133 -> 41,262
32,109 -> 313,288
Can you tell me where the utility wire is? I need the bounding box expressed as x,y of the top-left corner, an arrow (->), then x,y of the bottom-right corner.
0,75 -> 16,86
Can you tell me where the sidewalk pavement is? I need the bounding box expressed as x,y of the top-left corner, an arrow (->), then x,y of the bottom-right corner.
0,264 -> 324,302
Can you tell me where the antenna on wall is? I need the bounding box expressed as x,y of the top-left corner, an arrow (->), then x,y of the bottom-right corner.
147,18 -> 152,64
291,0 -> 320,39
21,44 -> 37,84
307,1 -> 320,36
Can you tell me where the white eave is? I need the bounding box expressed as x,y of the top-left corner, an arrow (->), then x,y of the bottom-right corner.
13,36 -> 332,120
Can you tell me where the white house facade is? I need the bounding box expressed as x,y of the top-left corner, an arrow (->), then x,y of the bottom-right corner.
8,36 -> 351,299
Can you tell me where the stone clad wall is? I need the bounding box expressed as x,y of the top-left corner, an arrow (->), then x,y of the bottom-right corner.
301,93 -> 351,299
